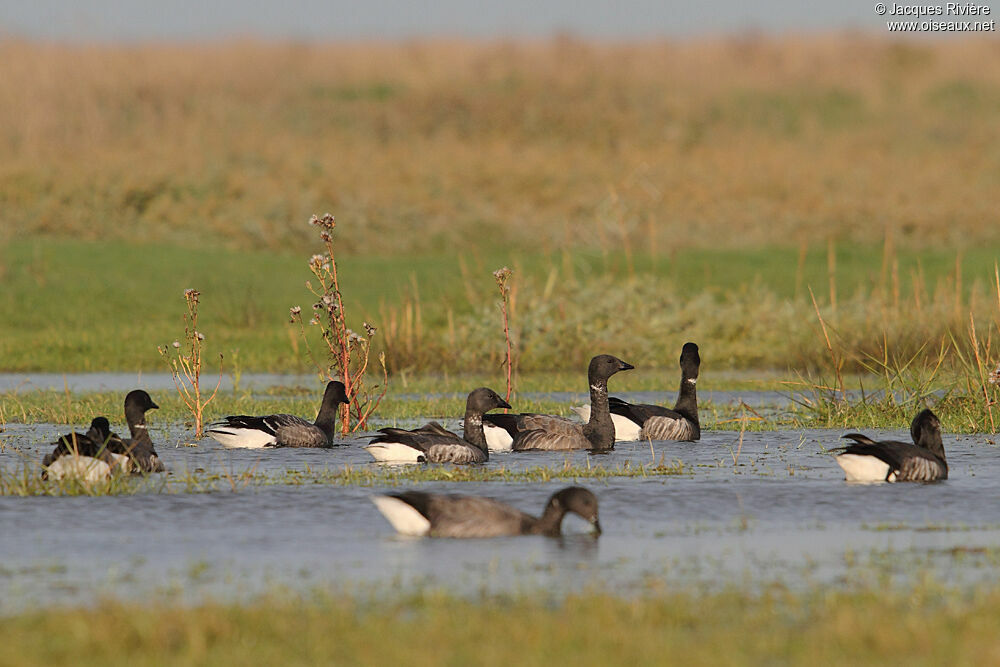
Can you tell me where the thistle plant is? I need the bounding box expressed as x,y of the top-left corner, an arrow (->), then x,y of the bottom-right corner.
493,266 -> 516,407
290,213 -> 387,434
158,289 -> 223,438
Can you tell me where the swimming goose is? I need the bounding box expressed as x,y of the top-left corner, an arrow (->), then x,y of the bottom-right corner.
492,354 -> 634,452
835,408 -> 947,482
110,389 -> 165,473
41,390 -> 162,478
206,381 -> 349,448
365,387 -> 510,463
371,486 -> 601,538
41,417 -> 129,481
571,343 -> 700,441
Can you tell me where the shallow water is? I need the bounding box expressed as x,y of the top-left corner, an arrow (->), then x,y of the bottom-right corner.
2,421 -> 999,613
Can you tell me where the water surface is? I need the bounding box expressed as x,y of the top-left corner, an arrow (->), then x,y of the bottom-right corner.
2,422 -> 998,613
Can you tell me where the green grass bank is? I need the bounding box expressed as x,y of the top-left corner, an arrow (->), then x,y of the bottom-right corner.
2,584 -> 999,666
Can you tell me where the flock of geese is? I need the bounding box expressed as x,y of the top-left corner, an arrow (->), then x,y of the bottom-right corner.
40,341 -> 949,538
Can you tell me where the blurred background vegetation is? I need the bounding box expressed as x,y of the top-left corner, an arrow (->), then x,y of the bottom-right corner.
1,35 -> 999,377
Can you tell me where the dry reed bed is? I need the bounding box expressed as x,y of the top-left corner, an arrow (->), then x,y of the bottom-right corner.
2,35 -> 999,252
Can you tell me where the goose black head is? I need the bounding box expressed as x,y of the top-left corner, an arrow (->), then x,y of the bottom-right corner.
466,387 -> 512,414
911,408 -> 944,457
588,354 -> 635,383
680,342 -> 700,380
323,381 -> 350,407
550,486 -> 601,535
124,390 -> 159,413
87,417 -> 111,443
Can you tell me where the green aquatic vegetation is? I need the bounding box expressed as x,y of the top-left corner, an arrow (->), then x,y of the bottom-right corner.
267,459 -> 688,487
0,456 -> 687,497
0,465 -> 165,497
862,522 -> 987,533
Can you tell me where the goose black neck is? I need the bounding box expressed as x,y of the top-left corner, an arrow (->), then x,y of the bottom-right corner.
582,377 -> 614,450
530,500 -> 566,536
462,407 -> 489,456
673,374 -> 699,426
313,400 -> 342,440
917,429 -> 946,462
125,405 -> 150,442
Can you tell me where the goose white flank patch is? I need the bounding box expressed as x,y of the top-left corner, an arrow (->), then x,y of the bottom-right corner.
207,381 -> 349,448
569,406 -> 643,442
836,454 -> 892,482
573,342 -> 701,442
370,495 -> 433,536
45,455 -> 114,482
482,422 -> 515,452
365,388 -> 510,463
835,408 -> 947,483
371,486 -> 601,538
485,354 -> 633,452
42,417 -> 119,482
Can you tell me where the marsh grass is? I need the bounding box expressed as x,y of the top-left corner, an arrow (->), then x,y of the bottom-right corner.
4,238 -> 1000,376
0,461 -> 163,497
0,456 -> 269,497
795,259 -> 1000,432
5,582 -> 1000,665
0,455 -> 685,497
3,37 -> 1000,255
4,36 -> 1000,420
273,459 -> 687,487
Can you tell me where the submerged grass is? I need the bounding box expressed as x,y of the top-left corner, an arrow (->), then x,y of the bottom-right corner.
4,583 -> 1000,665
274,459 -> 687,486
0,459 -> 685,497
0,461 -> 260,497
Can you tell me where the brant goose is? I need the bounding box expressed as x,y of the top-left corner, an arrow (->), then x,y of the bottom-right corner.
371,486 -> 601,537
42,390 -> 164,479
365,387 -> 510,463
835,409 -> 947,482
486,354 -> 633,452
206,381 -> 349,448
42,417 -> 128,481
572,342 -> 701,441
110,389 -> 165,473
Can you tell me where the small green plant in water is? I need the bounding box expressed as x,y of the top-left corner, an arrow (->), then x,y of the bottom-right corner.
158,288 -> 223,438
290,214 -> 388,434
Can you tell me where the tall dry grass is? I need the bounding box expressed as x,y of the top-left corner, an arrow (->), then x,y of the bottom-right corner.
2,35 -> 999,253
